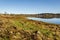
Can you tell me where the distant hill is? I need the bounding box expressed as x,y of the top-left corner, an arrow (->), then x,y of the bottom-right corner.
19,13 -> 60,18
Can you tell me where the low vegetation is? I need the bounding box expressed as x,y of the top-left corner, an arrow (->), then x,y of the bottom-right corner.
0,14 -> 60,40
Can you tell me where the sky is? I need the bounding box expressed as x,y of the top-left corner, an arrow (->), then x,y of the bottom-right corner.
0,0 -> 60,14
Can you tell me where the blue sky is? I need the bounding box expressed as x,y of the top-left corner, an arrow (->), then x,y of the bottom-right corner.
0,0 -> 60,14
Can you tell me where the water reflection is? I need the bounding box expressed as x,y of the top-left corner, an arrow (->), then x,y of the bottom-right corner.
27,17 -> 60,24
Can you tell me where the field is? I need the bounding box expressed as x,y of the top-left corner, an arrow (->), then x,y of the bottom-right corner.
0,14 -> 60,40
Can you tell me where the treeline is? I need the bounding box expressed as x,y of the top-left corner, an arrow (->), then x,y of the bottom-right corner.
0,13 -> 60,18
20,13 -> 60,18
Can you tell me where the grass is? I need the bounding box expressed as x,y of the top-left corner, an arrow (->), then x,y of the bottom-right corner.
0,14 -> 60,40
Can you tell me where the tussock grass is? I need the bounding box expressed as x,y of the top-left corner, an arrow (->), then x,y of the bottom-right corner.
0,14 -> 60,40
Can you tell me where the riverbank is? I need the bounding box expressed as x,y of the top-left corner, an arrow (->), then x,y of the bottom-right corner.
0,14 -> 60,40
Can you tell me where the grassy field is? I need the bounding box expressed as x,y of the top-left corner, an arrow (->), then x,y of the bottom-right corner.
0,14 -> 60,40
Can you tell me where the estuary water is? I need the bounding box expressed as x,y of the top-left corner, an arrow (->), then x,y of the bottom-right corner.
27,17 -> 60,24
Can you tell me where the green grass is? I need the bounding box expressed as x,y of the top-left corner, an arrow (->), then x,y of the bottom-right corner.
13,19 -> 54,38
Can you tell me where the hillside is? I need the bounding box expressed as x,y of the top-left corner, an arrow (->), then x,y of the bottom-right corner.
20,13 -> 60,18
0,14 -> 60,40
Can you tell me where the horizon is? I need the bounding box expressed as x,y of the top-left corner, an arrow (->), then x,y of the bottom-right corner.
0,0 -> 60,14
0,12 -> 60,14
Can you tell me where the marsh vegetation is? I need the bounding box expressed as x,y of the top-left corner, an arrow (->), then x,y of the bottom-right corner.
0,14 -> 60,40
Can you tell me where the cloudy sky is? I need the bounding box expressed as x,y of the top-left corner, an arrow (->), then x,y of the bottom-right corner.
0,0 -> 60,14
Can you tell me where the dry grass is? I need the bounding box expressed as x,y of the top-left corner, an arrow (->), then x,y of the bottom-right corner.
0,14 -> 60,40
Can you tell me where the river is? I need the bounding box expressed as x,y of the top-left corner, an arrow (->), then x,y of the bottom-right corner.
27,17 -> 60,24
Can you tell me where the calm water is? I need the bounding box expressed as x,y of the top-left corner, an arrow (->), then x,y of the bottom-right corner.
27,17 -> 60,24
